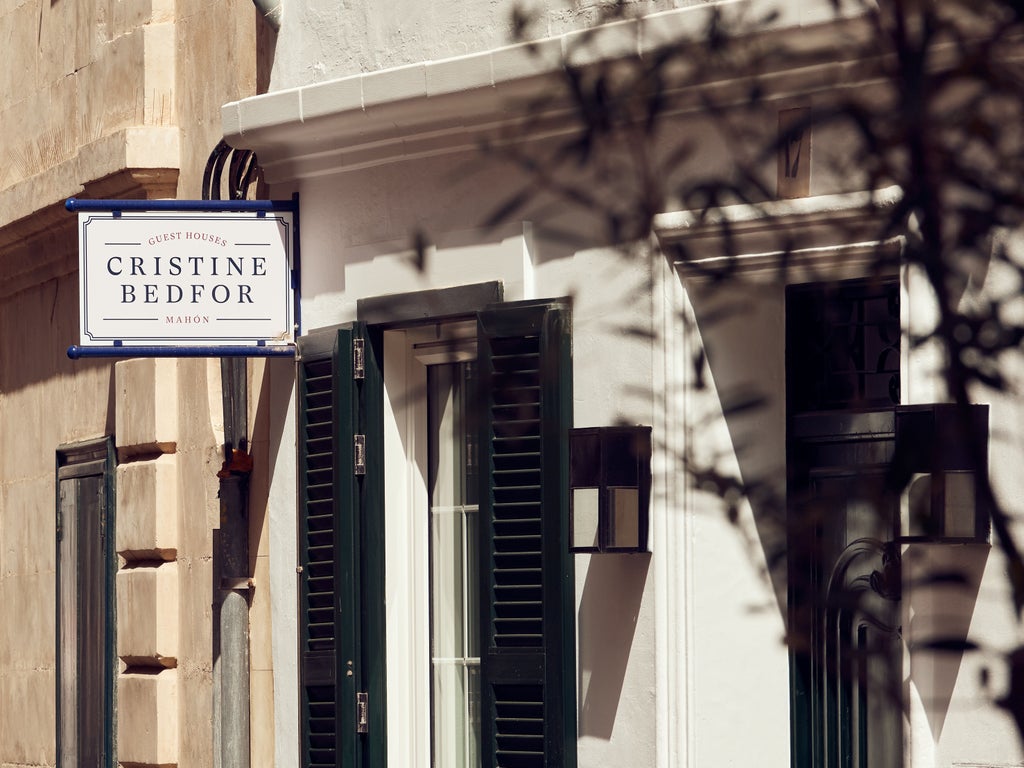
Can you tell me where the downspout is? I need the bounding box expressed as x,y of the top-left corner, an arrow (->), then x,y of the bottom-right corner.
218,357 -> 252,768
202,142 -> 259,768
252,0 -> 281,31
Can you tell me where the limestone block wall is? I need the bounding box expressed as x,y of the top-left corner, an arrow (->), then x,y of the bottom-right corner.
0,0 -> 261,247
0,0 -> 179,234
113,357 -> 225,768
0,0 -> 264,766
114,359 -> 182,768
0,0 -> 175,191
0,268 -> 114,768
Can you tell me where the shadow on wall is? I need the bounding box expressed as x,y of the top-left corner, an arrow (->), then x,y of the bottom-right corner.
577,552 -> 651,738
247,357 -> 295,575
686,284 -> 789,619
905,542 -> 989,741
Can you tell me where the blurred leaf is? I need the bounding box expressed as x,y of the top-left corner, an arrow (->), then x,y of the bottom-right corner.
691,346 -> 707,390
914,638 -> 980,653
484,188 -> 533,229
410,229 -> 430,272
914,570 -> 970,587
722,394 -> 767,418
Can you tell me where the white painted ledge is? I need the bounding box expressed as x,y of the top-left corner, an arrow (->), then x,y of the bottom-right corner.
655,185 -> 904,240
658,186 -> 905,282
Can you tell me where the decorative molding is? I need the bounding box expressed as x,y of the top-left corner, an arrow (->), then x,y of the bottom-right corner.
657,187 -> 905,283
656,186 -> 903,242
0,165 -> 179,300
222,1 -> 879,183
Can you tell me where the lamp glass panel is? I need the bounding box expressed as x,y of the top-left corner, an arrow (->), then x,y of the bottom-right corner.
943,471 -> 976,538
573,488 -> 600,549
605,432 -> 640,486
901,472 -> 931,538
570,431 -> 601,487
609,487 -> 640,549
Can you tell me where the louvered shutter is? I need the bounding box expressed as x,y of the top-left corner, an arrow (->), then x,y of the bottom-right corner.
298,325 -> 385,768
477,300 -> 576,768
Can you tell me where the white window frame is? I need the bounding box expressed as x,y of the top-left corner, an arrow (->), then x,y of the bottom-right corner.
382,322 -> 477,768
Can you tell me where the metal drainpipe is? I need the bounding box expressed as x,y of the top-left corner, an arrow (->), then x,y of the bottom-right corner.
219,356 -> 252,768
252,0 -> 281,31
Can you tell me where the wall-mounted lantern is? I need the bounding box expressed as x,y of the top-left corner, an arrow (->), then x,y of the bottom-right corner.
569,426 -> 652,553
896,404 -> 990,543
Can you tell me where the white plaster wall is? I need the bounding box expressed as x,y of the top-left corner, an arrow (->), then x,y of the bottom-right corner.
682,281 -> 791,768
253,34 -> 1024,767
675,253 -> 1024,768
254,356 -> 301,768
267,0 -> 691,91
902,257 -> 1024,768
294,236 -> 672,768
259,127 -> 800,766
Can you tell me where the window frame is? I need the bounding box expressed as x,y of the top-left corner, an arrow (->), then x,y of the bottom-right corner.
296,293 -> 577,768
55,436 -> 117,768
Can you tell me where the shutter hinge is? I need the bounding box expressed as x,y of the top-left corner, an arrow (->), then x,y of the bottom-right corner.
353,337 -> 365,380
356,691 -> 369,733
354,434 -> 366,475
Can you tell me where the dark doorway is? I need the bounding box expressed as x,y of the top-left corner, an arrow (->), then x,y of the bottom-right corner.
786,278 -> 904,768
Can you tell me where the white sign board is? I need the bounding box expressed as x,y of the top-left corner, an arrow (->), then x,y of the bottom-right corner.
78,210 -> 294,347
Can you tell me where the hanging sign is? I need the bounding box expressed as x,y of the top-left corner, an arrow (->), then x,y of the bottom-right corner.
69,200 -> 296,352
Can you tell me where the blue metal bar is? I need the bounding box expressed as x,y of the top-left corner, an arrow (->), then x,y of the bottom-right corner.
65,198 -> 298,213
67,345 -> 295,359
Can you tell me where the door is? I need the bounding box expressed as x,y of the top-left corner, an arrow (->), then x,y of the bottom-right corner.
796,457 -> 903,768
787,278 -> 904,768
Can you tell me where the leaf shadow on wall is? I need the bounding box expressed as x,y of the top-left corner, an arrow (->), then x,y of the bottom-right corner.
577,552 -> 651,739
905,542 -> 989,742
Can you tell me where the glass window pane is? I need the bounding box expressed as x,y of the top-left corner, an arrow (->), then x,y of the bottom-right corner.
466,663 -> 481,767
466,509 -> 479,658
428,361 -> 479,768
432,509 -> 464,658
432,662 -> 466,767
429,365 -> 459,509
77,476 -> 104,765
463,362 -> 478,507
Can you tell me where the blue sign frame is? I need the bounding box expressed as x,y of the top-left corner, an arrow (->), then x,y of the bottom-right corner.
66,197 -> 300,358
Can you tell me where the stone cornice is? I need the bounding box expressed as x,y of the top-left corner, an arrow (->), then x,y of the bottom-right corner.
0,126 -> 180,298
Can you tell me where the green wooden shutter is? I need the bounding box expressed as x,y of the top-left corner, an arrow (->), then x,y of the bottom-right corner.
477,299 -> 576,768
297,325 -> 385,768
297,327 -> 350,768
359,329 -> 388,768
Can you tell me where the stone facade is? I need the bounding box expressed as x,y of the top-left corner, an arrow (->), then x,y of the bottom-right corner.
0,1 -> 263,766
